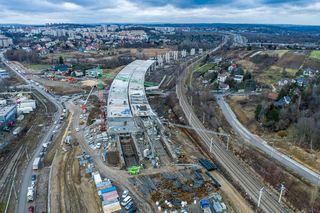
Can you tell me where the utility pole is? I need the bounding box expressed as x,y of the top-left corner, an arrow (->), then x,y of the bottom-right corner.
202,112 -> 205,124
257,187 -> 264,208
278,184 -> 285,203
12,180 -> 17,199
226,136 -> 230,150
25,147 -> 30,161
210,138 -> 214,152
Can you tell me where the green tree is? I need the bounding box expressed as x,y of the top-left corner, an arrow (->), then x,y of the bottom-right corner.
243,72 -> 252,81
255,104 -> 262,120
266,106 -> 280,122
59,56 -> 64,64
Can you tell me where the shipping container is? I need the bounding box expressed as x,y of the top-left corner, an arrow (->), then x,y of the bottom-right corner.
102,191 -> 119,202
93,172 -> 102,185
103,202 -> 121,213
99,186 -> 116,195
96,181 -> 112,190
199,159 -> 217,171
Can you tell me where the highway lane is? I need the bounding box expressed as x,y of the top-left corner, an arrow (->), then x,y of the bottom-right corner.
216,95 -> 320,186
0,52 -> 63,213
175,45 -> 289,213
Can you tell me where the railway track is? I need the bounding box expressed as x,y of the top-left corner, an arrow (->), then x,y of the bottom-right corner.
175,45 -> 290,213
0,145 -> 24,203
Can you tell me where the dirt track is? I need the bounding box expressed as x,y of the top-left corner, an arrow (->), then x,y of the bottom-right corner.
50,145 -> 101,213
50,112 -> 101,213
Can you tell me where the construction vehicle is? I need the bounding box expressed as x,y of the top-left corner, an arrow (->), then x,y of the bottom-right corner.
81,85 -> 95,113
67,76 -> 77,83
127,166 -> 142,175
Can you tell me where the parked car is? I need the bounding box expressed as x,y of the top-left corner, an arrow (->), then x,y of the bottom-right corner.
121,196 -> 132,206
128,206 -> 137,213
96,143 -> 101,149
31,174 -> 37,182
28,206 -> 34,213
125,201 -> 134,210
121,190 -> 129,199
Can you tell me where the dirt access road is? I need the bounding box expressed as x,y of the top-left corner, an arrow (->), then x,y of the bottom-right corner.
66,100 -> 158,213
50,111 -> 101,213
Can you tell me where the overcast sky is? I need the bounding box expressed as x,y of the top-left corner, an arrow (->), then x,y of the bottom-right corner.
0,0 -> 320,25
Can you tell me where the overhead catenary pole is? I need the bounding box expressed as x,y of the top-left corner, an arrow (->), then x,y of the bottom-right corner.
278,184 -> 285,203
202,112 -> 205,124
12,180 -> 17,199
210,138 -> 214,152
25,147 -> 30,161
226,136 -> 230,150
258,187 -> 264,208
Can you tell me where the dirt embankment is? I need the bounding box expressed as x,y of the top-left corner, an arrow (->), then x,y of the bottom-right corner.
50,144 -> 101,213
223,96 -> 320,212
225,96 -> 260,133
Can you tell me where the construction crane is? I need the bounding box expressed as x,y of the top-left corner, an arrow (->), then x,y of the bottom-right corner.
81,85 -> 95,113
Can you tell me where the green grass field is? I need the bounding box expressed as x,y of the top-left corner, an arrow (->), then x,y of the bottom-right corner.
309,50 -> 320,60
196,63 -> 216,73
258,66 -> 283,85
25,64 -> 51,70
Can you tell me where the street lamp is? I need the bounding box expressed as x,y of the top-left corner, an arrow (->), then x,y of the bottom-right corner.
210,138 -> 214,153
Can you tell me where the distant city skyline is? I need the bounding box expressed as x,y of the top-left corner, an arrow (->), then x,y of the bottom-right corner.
0,0 -> 320,25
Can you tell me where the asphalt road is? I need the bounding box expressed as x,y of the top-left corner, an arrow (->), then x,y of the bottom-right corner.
176,45 -> 290,213
0,52 -> 63,213
216,95 -> 320,186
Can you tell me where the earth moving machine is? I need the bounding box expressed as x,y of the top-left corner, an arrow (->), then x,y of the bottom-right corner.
127,166 -> 142,175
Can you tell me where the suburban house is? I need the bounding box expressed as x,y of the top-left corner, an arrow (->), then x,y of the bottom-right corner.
303,68 -> 318,78
296,76 -> 307,87
85,67 -> 103,78
71,70 -> 84,77
218,72 -> 229,83
267,92 -> 279,101
274,96 -> 291,107
228,64 -> 237,72
219,82 -> 230,91
52,64 -> 71,73
233,75 -> 244,83
278,79 -> 290,87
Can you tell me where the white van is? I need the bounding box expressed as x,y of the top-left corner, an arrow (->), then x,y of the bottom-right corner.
121,196 -> 132,206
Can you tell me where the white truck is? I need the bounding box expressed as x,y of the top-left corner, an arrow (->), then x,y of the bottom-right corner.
13,127 -> 22,136
33,157 -> 41,170
27,187 -> 34,202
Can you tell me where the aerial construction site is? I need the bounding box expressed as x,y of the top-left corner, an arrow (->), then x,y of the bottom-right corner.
1,23 -> 320,213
